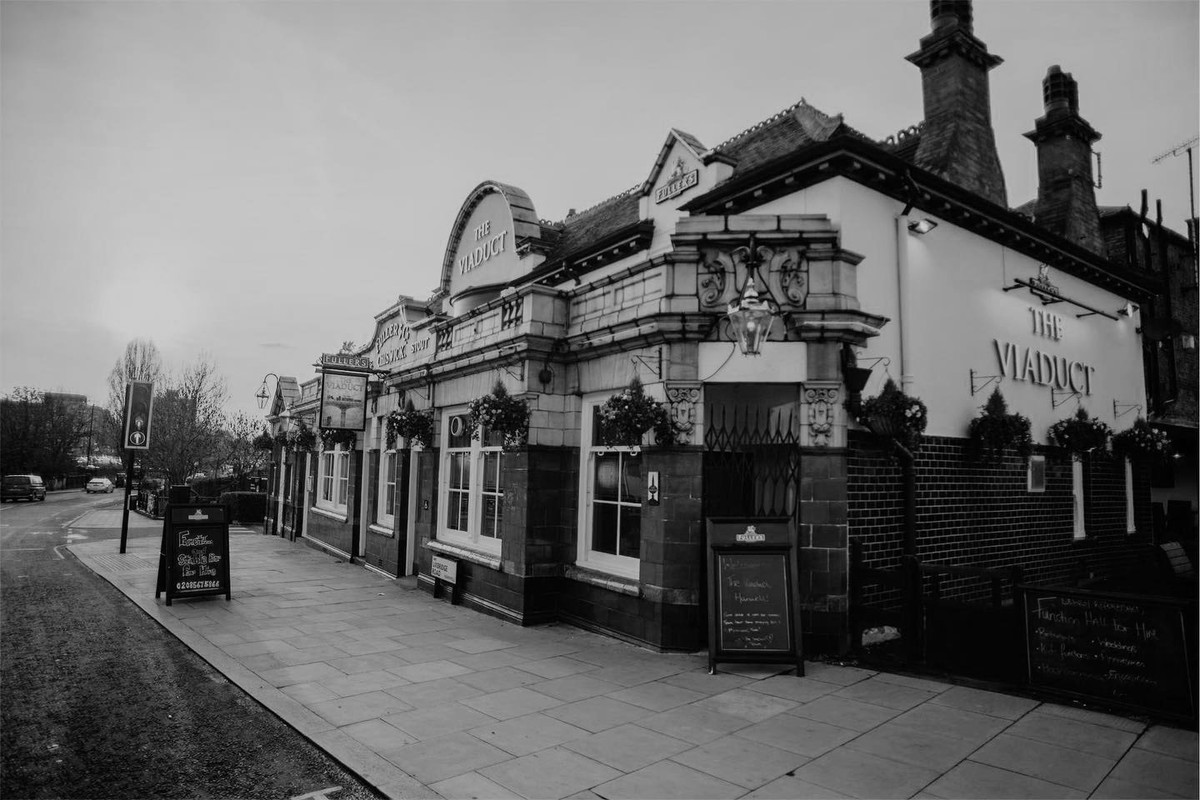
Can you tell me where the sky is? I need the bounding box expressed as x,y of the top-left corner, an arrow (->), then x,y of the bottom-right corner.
2,0 -> 1197,422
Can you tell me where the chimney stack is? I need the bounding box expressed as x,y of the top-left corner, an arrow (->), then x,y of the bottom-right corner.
1023,66 -> 1104,254
906,0 -> 1008,207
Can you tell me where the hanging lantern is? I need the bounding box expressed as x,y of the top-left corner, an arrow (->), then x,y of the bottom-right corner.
727,284 -> 776,356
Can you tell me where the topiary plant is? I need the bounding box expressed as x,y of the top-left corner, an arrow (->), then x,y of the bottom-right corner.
968,389 -> 1032,462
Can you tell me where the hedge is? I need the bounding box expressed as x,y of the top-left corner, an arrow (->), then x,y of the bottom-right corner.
218,491 -> 267,524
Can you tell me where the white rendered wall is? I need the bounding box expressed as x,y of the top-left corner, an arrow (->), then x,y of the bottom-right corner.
756,177 -> 1147,441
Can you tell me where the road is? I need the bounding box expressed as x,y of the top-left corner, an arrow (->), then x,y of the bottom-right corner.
0,491 -> 382,800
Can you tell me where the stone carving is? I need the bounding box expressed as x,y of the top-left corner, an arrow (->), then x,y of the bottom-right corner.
665,381 -> 701,435
698,243 -> 808,311
805,386 -> 839,447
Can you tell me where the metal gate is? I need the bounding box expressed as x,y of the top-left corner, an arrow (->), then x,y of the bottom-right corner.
702,385 -> 802,520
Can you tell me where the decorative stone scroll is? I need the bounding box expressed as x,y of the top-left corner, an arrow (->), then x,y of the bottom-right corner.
804,385 -> 840,447
698,244 -> 808,313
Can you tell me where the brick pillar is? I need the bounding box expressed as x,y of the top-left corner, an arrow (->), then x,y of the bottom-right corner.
799,340 -> 851,654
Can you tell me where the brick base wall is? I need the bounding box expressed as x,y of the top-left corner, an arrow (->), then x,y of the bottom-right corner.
848,430 -> 1153,595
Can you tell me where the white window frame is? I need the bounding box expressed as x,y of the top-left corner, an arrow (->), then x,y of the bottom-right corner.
316,445 -> 350,515
576,395 -> 642,580
436,408 -> 504,556
377,448 -> 398,529
1124,457 -> 1136,534
1071,456 -> 1086,540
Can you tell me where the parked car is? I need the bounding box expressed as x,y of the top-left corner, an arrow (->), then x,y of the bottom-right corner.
85,477 -> 115,494
2,474 -> 47,502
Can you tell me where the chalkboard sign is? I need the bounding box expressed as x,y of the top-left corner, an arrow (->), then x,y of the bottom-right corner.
1022,586 -> 1195,720
156,504 -> 232,606
707,517 -> 802,675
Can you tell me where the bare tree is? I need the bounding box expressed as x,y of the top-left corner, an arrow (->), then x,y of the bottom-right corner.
220,411 -> 270,488
140,354 -> 228,486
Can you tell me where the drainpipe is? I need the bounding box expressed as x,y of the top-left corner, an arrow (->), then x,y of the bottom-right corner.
893,440 -> 917,558
894,213 -> 913,394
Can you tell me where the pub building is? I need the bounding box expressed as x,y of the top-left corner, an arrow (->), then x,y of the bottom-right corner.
262,0 -> 1190,657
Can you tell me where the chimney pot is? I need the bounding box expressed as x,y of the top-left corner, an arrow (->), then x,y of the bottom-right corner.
931,0 -> 973,33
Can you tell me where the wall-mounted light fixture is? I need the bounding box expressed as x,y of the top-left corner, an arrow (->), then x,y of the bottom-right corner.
726,234 -> 780,357
907,218 -> 938,236
1117,302 -> 1138,317
256,373 -> 280,409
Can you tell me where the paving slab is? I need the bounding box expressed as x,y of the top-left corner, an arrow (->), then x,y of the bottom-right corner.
669,734 -> 807,789
478,747 -> 622,799
591,759 -> 744,800
923,760 -> 1086,799
561,722 -> 694,772
970,732 -> 1115,792
789,746 -> 941,799
1107,745 -> 1200,797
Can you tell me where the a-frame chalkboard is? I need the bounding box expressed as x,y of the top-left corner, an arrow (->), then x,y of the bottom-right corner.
707,517 -> 803,676
156,504 -> 232,605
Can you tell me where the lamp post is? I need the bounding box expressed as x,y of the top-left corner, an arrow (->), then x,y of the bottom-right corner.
726,235 -> 781,357
256,373 -> 280,409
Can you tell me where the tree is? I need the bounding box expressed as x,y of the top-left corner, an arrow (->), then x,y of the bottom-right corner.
0,388 -> 90,477
139,354 -> 228,486
105,338 -> 163,451
220,411 -> 270,488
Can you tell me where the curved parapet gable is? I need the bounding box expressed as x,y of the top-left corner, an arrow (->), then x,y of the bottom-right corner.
439,181 -> 545,316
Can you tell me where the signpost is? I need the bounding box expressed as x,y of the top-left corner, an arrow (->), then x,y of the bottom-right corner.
707,517 -> 803,675
156,504 -> 232,606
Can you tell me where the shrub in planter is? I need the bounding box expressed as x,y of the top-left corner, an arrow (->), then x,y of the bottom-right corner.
1112,417 -> 1173,463
857,378 -> 928,451
466,381 -> 530,451
1047,408 -> 1111,457
597,376 -> 679,447
386,400 -> 434,448
320,427 -> 357,451
968,388 -> 1032,462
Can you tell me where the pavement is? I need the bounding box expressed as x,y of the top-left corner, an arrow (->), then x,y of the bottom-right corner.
67,512 -> 1198,800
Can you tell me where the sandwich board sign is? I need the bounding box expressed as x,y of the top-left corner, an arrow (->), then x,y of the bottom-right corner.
706,517 -> 803,675
156,504 -> 231,605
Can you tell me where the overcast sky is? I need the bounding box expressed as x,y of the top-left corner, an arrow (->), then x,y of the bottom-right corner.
2,0 -> 1197,421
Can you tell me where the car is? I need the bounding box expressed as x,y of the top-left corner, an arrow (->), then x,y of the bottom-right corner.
85,477 -> 115,494
2,474 -> 47,502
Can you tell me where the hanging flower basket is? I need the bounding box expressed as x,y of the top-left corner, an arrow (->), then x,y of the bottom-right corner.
320,427 -> 357,451
857,378 -> 927,451
386,400 -> 434,448
1047,408 -> 1111,457
1112,417 -> 1172,463
253,431 -> 275,452
466,381 -> 530,451
285,422 -> 317,453
597,376 -> 679,448
967,388 -> 1032,462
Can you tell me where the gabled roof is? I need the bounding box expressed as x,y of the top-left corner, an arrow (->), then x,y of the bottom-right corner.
640,128 -> 708,196
708,99 -> 867,173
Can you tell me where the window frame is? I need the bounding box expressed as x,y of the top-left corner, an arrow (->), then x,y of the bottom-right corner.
436,408 -> 504,556
576,395 -> 642,580
316,445 -> 350,515
377,448 -> 398,529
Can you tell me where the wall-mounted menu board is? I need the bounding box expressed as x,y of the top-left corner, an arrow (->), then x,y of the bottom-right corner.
1022,586 -> 1195,721
707,517 -> 802,676
156,504 -> 232,606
